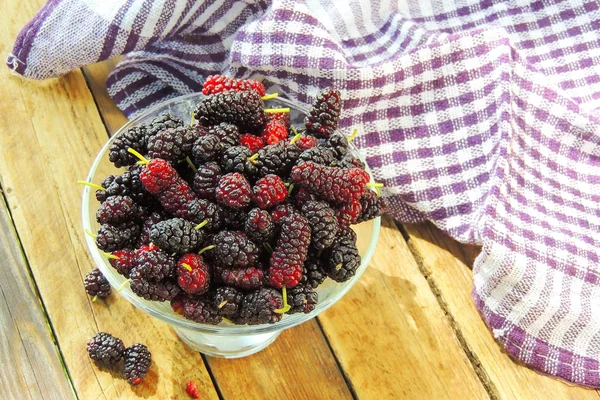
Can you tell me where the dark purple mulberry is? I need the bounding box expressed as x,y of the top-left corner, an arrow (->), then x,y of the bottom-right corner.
194,90 -> 267,133
304,89 -> 342,138
123,344 -> 152,385
87,332 -> 125,367
213,287 -> 243,316
301,201 -> 338,250
84,268 -> 111,299
192,161 -> 222,200
213,231 -> 260,268
233,288 -> 283,325
286,284 -> 318,314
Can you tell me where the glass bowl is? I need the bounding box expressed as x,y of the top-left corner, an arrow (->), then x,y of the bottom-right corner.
81,93 -> 381,358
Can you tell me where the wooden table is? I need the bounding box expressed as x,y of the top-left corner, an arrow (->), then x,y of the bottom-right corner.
1,4 -> 598,400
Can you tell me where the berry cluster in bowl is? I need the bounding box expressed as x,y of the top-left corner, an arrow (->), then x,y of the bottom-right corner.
83,76 -> 385,326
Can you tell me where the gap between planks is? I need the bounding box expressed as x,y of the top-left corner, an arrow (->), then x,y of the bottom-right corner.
399,221 -> 600,400
394,221 -> 498,399
0,185 -> 76,399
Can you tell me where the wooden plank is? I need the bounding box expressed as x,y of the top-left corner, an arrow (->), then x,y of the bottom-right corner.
318,216 -> 489,399
404,222 -> 600,400
0,191 -> 74,399
82,58 -> 355,399
0,5 -> 220,399
207,322 -> 353,400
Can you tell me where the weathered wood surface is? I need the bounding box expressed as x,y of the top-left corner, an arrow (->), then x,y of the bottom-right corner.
0,191 -> 74,399
0,3 -> 219,398
318,217 -> 489,399
404,222 -> 600,399
207,322 -> 354,400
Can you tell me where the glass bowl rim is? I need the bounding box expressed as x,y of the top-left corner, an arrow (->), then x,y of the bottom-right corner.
81,93 -> 381,334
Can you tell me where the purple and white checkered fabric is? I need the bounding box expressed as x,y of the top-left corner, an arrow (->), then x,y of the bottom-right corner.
9,0 -> 600,387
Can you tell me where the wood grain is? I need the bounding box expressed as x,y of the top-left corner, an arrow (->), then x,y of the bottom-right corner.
207,322 -> 353,400
0,192 -> 74,400
0,4 -> 220,398
404,222 -> 600,400
82,58 -> 355,399
318,216 -> 489,399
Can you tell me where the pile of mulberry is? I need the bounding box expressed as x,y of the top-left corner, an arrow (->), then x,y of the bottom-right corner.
88,85 -> 385,326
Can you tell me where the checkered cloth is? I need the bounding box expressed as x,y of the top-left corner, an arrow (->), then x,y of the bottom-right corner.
9,0 -> 600,387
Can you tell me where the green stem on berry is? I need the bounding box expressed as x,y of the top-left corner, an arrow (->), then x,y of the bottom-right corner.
181,263 -> 192,272
222,317 -> 233,324
264,243 -> 273,254
347,128 -> 358,142
290,125 -> 298,136
335,263 -> 343,271
261,93 -> 279,101
77,181 -> 105,191
366,181 -> 384,197
127,148 -> 149,165
102,251 -> 119,260
218,300 -> 228,309
194,220 -> 208,230
185,156 -> 197,173
92,295 -> 98,302
118,279 -> 131,291
190,111 -> 195,127
274,286 -> 291,314
287,183 -> 294,196
289,133 -> 302,145
198,245 -> 216,255
264,108 -> 290,114
247,153 -> 259,164
85,229 -> 97,239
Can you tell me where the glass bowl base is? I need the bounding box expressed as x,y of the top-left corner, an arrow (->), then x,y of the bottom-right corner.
174,327 -> 281,358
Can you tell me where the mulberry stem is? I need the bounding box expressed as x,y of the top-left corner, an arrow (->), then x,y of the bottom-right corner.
198,245 -> 215,255
194,220 -> 208,230
190,111 -> 195,127
274,286 -> 291,314
102,251 -> 119,260
264,108 -> 290,114
218,300 -> 228,309
118,279 -> 131,291
127,148 -> 149,165
261,93 -> 279,100
347,128 -> 358,142
85,229 -> 97,239
248,153 -> 259,163
181,263 -> 192,272
289,133 -> 302,145
263,243 -> 273,254
77,181 -> 105,191
366,181 -> 384,197
185,156 -> 197,173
